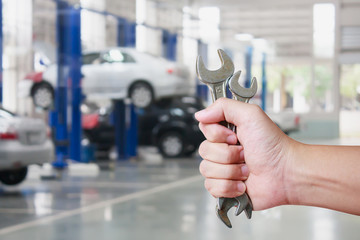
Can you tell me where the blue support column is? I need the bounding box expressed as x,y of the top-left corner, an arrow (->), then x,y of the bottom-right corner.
52,0 -> 70,168
113,100 -> 126,160
245,46 -> 253,88
0,0 -> 2,103
116,17 -> 138,160
68,6 -> 82,162
168,33 -> 177,61
125,103 -> 137,158
117,18 -> 136,47
52,1 -> 82,167
261,53 -> 267,111
197,41 -> 208,101
162,30 -> 177,61
112,100 -> 138,161
162,30 -> 169,60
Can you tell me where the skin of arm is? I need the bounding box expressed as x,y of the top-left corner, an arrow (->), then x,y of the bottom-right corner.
195,98 -> 360,215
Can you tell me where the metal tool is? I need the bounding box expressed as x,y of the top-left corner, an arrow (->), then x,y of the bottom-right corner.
196,49 -> 234,102
219,70 -> 258,227
196,49 -> 257,228
228,71 -> 257,103
216,194 -> 253,227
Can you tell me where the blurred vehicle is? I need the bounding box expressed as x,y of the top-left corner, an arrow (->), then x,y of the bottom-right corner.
0,107 -> 54,185
18,47 -> 193,109
82,96 -> 205,158
267,110 -> 300,135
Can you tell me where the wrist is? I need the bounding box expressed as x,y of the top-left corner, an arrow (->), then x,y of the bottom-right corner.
283,139 -> 308,206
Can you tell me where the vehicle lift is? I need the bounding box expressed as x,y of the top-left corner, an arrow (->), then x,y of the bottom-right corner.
113,16 -> 137,161
50,1 -> 138,168
50,0 -> 82,168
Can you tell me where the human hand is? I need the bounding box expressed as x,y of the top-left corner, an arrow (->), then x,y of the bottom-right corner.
195,98 -> 296,211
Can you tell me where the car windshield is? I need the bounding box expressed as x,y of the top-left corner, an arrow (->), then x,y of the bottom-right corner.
82,53 -> 101,65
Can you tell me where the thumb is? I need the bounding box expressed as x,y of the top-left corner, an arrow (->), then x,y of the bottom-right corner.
195,98 -> 254,126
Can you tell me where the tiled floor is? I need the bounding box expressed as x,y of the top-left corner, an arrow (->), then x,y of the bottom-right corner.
0,138 -> 360,240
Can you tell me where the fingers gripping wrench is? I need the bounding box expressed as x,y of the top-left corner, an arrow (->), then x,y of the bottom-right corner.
196,49 -> 257,228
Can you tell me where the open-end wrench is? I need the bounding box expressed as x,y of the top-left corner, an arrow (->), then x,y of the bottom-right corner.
229,71 -> 257,103
215,71 -> 258,228
196,49 -> 234,102
196,49 -> 254,228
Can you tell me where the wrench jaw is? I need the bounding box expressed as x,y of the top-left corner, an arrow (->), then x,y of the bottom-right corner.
228,71 -> 258,102
196,49 -> 235,85
216,197 -> 238,228
235,194 -> 253,219
216,208 -> 233,228
216,195 -> 253,228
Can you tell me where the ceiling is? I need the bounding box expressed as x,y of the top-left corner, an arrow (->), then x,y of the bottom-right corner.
150,0 -> 320,60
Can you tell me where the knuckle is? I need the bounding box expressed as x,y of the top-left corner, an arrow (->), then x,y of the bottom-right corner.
198,122 -> 205,133
250,104 -> 263,116
204,179 -> 212,192
198,141 -> 208,158
204,126 -> 220,142
199,161 -> 207,176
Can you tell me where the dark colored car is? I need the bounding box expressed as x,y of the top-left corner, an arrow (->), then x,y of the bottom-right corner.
82,96 -> 205,158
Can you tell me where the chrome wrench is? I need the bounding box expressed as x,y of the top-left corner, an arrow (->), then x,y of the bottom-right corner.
196,49 -> 255,228
217,70 -> 258,227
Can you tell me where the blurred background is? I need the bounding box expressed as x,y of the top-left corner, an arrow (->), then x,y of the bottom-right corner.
0,0 -> 360,239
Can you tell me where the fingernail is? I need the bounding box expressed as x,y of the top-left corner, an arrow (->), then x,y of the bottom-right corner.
241,165 -> 249,176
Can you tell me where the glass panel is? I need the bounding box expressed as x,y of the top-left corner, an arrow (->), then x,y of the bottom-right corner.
83,53 -> 101,65
340,64 -> 360,110
314,64 -> 334,112
122,53 -> 136,63
267,64 -> 311,113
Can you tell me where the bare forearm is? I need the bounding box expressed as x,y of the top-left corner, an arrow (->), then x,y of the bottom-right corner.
286,142 -> 360,214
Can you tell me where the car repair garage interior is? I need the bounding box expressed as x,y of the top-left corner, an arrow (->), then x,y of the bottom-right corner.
0,0 -> 360,239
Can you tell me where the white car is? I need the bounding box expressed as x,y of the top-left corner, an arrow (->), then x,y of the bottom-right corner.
18,47 -> 193,109
0,108 -> 54,185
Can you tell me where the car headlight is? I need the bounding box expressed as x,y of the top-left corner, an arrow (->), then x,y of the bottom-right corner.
159,114 -> 170,122
170,108 -> 184,117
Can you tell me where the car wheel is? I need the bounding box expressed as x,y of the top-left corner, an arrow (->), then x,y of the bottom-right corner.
32,83 -> 54,109
129,82 -> 153,108
158,131 -> 184,158
0,167 -> 28,185
184,148 -> 197,157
